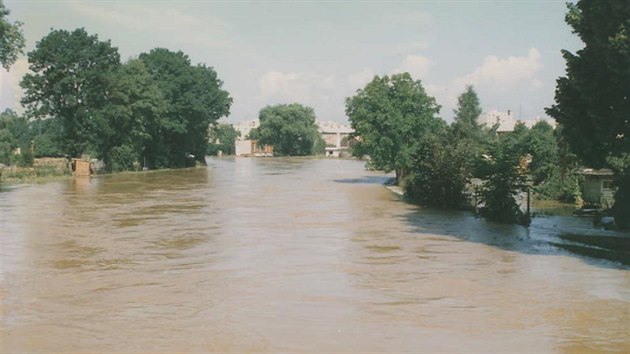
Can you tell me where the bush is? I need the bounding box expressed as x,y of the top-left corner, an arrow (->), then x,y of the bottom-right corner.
405,134 -> 471,209
476,134 -> 529,225
110,145 -> 137,172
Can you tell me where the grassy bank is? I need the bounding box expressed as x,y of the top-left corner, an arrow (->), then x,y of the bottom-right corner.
1,157 -> 214,185
0,164 -> 71,184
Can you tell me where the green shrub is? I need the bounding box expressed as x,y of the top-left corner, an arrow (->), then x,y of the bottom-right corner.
405,135 -> 471,209
110,145 -> 137,172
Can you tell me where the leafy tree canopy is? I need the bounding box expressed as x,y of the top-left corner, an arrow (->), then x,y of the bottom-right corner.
477,126 -> 531,225
0,109 -> 19,165
405,126 -> 472,209
345,72 -> 443,183
546,0 -> 630,228
251,103 -> 323,156
31,117 -> 64,158
20,28 -> 120,158
523,121 -> 559,186
91,59 -> 166,171
0,0 -> 25,70
452,85 -> 483,140
546,0 -> 629,168
139,48 -> 232,167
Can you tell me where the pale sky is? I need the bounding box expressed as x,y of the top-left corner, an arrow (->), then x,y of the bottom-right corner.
0,0 -> 581,124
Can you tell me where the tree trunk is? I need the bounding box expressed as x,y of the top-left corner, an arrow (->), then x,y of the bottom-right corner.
612,169 -> 630,230
395,168 -> 405,186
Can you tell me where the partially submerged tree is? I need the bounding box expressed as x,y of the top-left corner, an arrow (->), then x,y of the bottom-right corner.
546,0 -> 630,228
405,127 -> 471,209
251,103 -> 323,156
139,48 -> 232,167
345,73 -> 442,184
90,59 -> 165,171
0,0 -> 25,70
476,124 -> 530,225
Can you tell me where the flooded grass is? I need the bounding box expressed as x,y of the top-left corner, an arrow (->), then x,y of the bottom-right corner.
552,242 -> 630,266
559,233 -> 630,252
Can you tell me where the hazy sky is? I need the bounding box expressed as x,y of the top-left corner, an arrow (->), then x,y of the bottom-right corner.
1,0 -> 581,124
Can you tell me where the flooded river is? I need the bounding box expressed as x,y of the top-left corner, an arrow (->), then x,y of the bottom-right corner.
1,157 -> 629,352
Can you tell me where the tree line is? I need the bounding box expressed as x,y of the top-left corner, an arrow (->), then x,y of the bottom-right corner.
1,3 -> 232,171
346,0 -> 628,228
22,29 -> 232,171
345,76 -> 576,225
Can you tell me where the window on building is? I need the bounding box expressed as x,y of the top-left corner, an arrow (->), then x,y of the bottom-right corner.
602,180 -> 613,190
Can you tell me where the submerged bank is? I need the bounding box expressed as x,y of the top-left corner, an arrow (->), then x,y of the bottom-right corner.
383,180 -> 630,267
0,157 -> 210,185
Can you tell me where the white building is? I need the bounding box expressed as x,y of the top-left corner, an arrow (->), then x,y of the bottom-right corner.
233,119 -> 259,140
316,120 -> 354,147
478,110 -> 556,134
235,139 -> 273,157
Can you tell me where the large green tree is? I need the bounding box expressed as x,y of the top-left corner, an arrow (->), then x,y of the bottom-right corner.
546,0 -> 630,228
0,0 -> 25,70
251,103 -> 323,156
91,59 -> 165,171
20,28 -> 120,158
345,72 -> 442,184
139,48 -> 232,168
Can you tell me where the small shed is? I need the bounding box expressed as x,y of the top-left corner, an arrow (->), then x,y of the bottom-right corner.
72,158 -> 92,177
580,168 -> 615,207
235,139 -> 273,157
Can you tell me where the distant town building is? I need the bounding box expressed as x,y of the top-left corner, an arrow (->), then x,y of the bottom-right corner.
235,139 -> 273,157
316,120 -> 355,157
478,110 -> 556,134
316,120 -> 354,146
233,119 -> 260,140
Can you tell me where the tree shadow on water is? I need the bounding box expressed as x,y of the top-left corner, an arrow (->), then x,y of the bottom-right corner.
398,204 -> 630,270
334,176 -> 393,184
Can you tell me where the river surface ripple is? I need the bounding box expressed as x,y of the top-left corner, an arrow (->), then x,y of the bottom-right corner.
1,157 -> 629,352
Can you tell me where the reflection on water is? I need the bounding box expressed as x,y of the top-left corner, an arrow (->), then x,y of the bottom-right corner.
1,157 -> 629,352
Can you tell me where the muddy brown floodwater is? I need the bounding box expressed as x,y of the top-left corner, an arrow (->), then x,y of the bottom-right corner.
1,157 -> 629,353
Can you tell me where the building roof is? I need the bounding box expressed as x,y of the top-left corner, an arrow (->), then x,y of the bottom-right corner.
316,120 -> 354,134
478,110 -> 556,132
579,168 -> 614,176
232,119 -> 354,136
